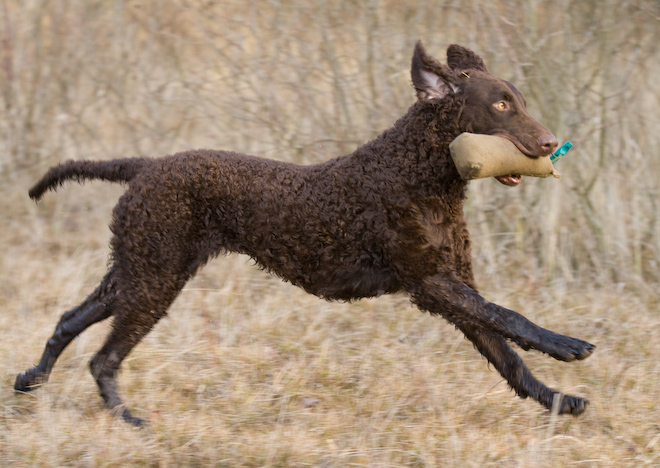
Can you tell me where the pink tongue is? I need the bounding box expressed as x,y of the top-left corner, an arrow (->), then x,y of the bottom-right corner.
496,175 -> 522,186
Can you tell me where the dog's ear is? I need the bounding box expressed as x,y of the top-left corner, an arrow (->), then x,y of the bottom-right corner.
446,44 -> 488,72
411,41 -> 460,101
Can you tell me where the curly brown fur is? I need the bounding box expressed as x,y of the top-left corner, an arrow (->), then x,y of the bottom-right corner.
28,157 -> 148,200
16,42 -> 594,426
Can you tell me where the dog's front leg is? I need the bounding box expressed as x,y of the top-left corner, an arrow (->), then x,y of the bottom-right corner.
406,273 -> 593,415
407,274 -> 595,362
457,324 -> 589,414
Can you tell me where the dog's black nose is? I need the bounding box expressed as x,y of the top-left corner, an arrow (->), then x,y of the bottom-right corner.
539,134 -> 559,154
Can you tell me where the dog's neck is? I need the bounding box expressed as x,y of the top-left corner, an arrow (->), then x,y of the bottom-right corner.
353,97 -> 468,202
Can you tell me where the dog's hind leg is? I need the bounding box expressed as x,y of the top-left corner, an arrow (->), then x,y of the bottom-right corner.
86,264 -> 188,426
458,325 -> 589,415
14,269 -> 116,392
88,308 -> 166,426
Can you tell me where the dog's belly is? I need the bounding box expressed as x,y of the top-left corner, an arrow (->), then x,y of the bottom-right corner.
297,263 -> 401,301
246,247 -> 400,301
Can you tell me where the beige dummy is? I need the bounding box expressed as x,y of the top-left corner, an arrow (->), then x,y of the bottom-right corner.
449,133 -> 561,181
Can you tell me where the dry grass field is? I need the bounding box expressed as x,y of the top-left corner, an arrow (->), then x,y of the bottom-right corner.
1,1 -> 660,466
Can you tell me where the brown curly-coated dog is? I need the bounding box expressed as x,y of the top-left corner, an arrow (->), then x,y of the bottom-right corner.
16,42 -> 594,425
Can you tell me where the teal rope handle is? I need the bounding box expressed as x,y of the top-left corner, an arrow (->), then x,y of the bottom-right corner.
550,141 -> 572,165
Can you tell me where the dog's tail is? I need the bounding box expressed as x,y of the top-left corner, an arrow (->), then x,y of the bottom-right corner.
29,157 -> 149,201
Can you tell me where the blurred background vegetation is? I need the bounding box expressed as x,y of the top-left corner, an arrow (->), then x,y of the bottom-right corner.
2,0 -> 659,292
2,2 -> 660,465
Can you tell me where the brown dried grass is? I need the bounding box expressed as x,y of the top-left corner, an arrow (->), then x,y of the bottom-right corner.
2,1 -> 660,466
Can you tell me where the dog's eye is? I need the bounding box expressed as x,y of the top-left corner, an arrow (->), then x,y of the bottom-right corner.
494,101 -> 508,111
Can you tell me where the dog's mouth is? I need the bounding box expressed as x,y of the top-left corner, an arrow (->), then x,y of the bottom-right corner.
491,133 -> 543,187
492,133 -> 543,157
495,174 -> 522,186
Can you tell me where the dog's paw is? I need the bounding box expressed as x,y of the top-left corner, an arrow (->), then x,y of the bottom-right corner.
544,335 -> 595,362
116,407 -> 146,427
554,392 -> 589,416
14,368 -> 48,392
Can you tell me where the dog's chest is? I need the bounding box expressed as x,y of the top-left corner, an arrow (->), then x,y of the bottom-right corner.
412,197 -> 460,248
389,196 -> 471,279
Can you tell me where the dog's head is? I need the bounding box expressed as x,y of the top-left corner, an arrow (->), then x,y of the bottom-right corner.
411,41 -> 558,186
